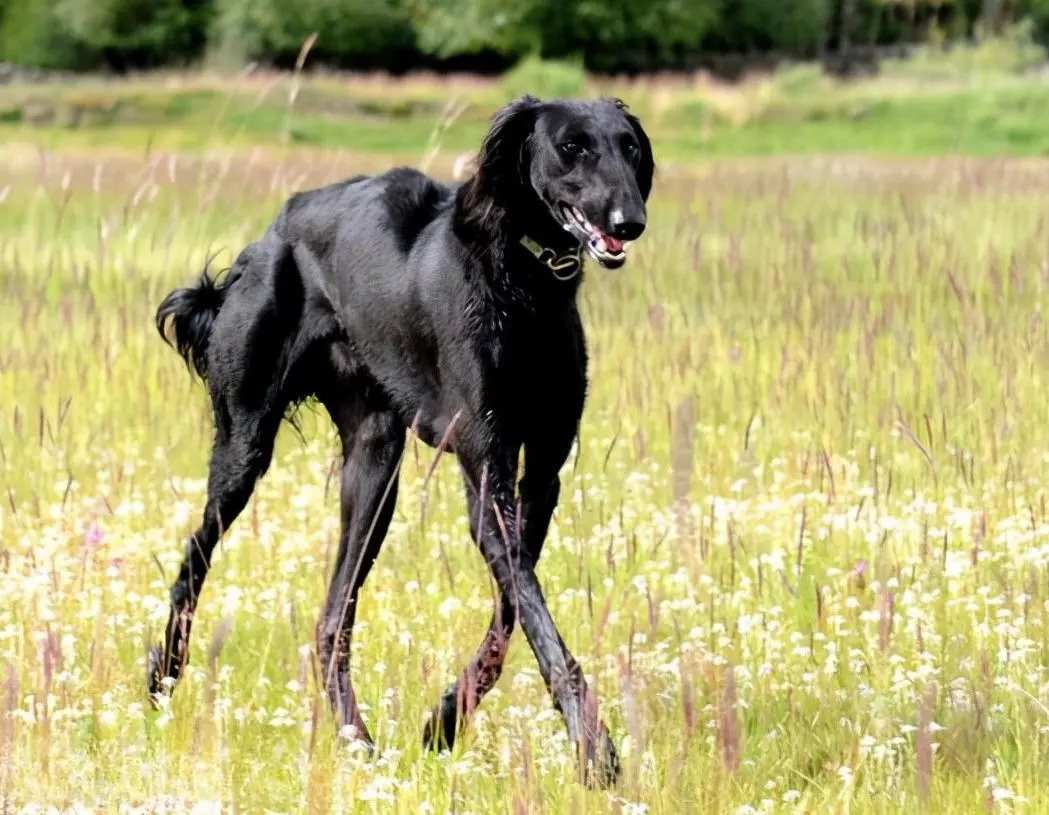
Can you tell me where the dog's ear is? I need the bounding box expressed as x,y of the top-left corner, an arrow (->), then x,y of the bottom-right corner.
626,111 -> 654,201
611,99 -> 654,201
474,95 -> 542,195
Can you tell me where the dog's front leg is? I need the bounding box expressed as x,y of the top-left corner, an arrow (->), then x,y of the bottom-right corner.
463,455 -> 619,788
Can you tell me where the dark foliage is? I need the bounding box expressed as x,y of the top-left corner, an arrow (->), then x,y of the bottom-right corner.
2,0 -> 1046,76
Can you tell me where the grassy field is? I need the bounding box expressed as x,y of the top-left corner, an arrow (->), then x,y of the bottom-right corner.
2,66 -> 1049,814
8,56 -> 1049,160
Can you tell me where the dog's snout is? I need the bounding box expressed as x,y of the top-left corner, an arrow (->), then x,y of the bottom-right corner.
608,208 -> 645,241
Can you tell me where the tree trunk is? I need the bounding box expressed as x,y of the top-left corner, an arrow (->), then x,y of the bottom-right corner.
839,0 -> 856,72
981,0 -> 1005,39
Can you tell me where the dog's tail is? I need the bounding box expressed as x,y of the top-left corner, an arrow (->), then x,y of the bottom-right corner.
155,263 -> 232,382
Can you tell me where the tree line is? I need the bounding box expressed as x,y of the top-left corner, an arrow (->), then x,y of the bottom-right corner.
1,0 -> 1047,75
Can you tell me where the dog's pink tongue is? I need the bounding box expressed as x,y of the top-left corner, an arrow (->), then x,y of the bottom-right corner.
604,235 -> 624,253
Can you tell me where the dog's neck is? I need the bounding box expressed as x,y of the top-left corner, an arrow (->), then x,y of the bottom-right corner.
454,182 -> 585,299
499,217 -> 586,300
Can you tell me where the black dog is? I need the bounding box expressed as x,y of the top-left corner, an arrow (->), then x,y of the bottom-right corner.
150,94 -> 653,786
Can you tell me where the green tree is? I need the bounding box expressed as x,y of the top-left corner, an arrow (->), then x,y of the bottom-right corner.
409,0 -> 554,58
718,0 -> 833,53
212,0 -> 415,69
412,0 -> 723,70
0,0 -> 87,68
572,0 -> 724,70
1016,0 -> 1049,41
54,0 -> 213,68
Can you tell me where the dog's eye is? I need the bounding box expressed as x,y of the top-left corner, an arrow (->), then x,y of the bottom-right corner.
560,141 -> 585,157
624,141 -> 640,161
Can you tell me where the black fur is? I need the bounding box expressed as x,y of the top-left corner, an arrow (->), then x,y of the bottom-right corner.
155,263 -> 231,380
148,95 -> 654,788
382,167 -> 447,253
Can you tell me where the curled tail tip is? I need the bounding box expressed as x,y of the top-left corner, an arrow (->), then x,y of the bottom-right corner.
154,297 -> 179,347
155,266 -> 229,382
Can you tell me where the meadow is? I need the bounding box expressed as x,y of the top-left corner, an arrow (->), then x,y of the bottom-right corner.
2,65 -> 1049,814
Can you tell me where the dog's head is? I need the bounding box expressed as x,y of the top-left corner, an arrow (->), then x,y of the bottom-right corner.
463,95 -> 654,270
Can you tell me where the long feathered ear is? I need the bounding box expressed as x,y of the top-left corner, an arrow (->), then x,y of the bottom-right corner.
457,95 -> 542,240
611,99 -> 655,202
473,94 -> 542,198
628,112 -> 655,201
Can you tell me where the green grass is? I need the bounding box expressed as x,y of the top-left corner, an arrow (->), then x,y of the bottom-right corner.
6,69 -> 1049,159
2,72 -> 1049,813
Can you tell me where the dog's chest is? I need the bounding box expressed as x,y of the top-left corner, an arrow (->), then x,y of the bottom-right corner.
483,310 -> 587,428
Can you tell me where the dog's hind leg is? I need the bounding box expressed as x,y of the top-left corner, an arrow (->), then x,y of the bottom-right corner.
316,384 -> 405,748
148,403 -> 282,703
148,240 -> 307,705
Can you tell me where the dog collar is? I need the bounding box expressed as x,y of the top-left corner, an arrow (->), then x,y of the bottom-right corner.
519,235 -> 583,281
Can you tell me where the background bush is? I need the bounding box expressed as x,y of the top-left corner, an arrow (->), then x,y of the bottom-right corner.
0,0 -> 90,69
210,0 -> 416,71
498,55 -> 587,100
2,0 -> 1049,76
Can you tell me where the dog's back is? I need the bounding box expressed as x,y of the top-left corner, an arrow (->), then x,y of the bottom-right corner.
263,168 -> 463,415
274,167 -> 456,261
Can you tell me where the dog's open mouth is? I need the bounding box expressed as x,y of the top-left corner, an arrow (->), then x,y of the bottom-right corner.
558,204 -> 628,269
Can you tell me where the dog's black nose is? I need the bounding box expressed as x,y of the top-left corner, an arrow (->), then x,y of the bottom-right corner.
608,209 -> 645,241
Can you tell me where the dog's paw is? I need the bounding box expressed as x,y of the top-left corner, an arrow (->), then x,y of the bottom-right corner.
146,645 -> 173,710
581,721 -> 620,789
421,698 -> 457,754
337,724 -> 378,760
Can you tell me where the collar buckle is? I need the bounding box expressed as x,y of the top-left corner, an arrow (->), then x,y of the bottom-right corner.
519,235 -> 583,281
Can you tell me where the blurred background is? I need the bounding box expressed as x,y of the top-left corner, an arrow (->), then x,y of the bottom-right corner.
2,0 -> 1049,77
2,0 -> 1049,158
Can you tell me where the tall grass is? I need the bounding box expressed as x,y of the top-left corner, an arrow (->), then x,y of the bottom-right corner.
1,143 -> 1049,812
14,58 -> 1049,159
